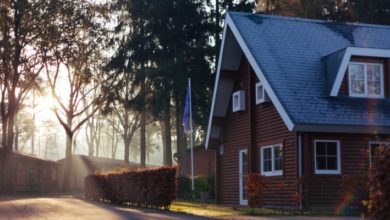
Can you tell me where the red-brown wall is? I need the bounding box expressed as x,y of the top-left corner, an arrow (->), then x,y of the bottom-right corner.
217,56 -> 298,206
186,147 -> 216,177
302,133 -> 390,208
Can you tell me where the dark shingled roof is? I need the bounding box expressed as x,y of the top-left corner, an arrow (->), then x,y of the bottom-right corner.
229,12 -> 390,127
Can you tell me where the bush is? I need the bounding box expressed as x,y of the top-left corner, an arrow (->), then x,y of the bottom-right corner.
85,166 -> 177,209
176,175 -> 215,200
368,144 -> 390,220
247,173 -> 267,214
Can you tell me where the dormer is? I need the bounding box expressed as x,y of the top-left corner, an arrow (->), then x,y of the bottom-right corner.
327,47 -> 390,98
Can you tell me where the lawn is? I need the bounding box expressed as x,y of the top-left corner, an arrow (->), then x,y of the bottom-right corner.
169,201 -> 297,218
169,201 -> 361,218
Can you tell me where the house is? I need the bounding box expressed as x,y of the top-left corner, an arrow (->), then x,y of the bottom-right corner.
58,155 -> 140,190
186,144 -> 216,177
205,12 -> 390,209
1,151 -> 60,194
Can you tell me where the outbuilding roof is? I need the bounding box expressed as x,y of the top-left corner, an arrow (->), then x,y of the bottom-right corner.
206,12 -> 390,148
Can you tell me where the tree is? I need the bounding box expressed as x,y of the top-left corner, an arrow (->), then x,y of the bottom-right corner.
44,0 -> 107,191
256,0 -> 390,25
149,0 -> 214,174
108,0 -> 157,167
0,0 -> 57,190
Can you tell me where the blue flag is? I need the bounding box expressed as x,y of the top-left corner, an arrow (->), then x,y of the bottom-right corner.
182,85 -> 190,134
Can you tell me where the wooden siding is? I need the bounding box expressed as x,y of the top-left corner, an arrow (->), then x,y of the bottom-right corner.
217,56 -> 298,206
338,57 -> 389,96
217,56 -> 251,204
302,133 -> 390,208
186,148 -> 216,176
12,153 -> 59,193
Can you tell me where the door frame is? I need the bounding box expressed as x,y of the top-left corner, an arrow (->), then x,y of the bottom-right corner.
239,149 -> 248,205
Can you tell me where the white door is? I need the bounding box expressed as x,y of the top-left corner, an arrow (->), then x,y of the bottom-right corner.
239,149 -> 248,205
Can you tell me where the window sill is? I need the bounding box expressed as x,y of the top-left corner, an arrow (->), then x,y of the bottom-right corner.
314,170 -> 341,175
261,171 -> 283,176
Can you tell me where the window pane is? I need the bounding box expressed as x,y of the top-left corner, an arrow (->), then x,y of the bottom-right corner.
263,148 -> 271,160
327,157 -> 338,170
350,64 -> 364,79
257,85 -> 263,100
274,158 -> 282,171
273,146 -> 282,159
316,156 -> 326,170
327,142 -> 337,156
349,64 -> 365,95
233,95 -> 239,108
371,143 -> 379,158
373,81 -> 381,95
263,159 -> 272,172
316,142 -> 326,155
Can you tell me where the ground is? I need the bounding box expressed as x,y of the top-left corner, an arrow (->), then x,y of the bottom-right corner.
0,196 -> 361,220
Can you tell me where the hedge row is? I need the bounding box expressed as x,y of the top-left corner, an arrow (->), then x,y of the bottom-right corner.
85,166 -> 176,209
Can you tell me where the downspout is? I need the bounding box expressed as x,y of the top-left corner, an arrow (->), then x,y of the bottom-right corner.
298,133 -> 303,209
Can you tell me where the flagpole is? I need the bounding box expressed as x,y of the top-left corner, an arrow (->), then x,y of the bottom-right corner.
189,78 -> 194,192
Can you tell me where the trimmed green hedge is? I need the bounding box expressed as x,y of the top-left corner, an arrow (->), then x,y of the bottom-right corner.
85,166 -> 177,209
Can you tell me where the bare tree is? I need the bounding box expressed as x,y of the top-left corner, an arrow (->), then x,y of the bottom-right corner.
44,0 -> 107,191
0,0 -> 56,190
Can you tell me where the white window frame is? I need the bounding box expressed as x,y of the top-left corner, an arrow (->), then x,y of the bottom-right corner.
260,144 -> 283,176
314,140 -> 341,175
348,62 -> 384,98
369,141 -> 390,167
255,82 -> 265,104
232,90 -> 245,112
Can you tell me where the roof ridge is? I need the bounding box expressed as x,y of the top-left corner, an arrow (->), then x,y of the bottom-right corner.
228,11 -> 390,30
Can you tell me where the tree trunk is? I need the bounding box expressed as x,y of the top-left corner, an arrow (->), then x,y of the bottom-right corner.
14,113 -> 19,151
62,114 -> 73,192
124,137 -> 130,164
63,132 -> 73,192
140,71 -> 146,167
175,94 -> 188,175
163,102 -> 172,166
3,96 -> 17,192
31,92 -> 36,154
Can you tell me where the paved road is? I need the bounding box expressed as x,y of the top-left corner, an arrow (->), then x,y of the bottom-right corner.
0,196 -> 361,220
0,196 -> 211,220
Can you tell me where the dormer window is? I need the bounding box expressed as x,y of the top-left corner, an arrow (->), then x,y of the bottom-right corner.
348,62 -> 384,98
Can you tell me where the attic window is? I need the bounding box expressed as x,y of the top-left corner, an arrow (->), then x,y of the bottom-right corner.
255,82 -> 269,104
348,62 -> 384,98
232,91 -> 245,112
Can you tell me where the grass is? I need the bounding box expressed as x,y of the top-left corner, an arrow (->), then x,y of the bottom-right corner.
170,201 -> 302,218
169,201 -> 362,218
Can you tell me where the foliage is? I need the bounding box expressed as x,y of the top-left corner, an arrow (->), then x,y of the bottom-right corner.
85,166 -> 177,209
257,0 -> 390,25
177,175 -> 215,200
247,173 -> 268,213
0,0 -> 58,189
368,144 -> 390,220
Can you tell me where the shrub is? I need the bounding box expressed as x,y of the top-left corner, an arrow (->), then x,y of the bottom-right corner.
85,166 -> 177,209
247,173 -> 268,214
176,175 -> 215,200
368,144 -> 390,220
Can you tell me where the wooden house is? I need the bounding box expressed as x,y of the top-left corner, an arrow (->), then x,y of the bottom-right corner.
205,12 -> 390,209
11,152 -> 59,193
186,144 -> 216,177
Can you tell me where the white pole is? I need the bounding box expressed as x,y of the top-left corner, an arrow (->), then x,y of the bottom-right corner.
189,78 -> 194,191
